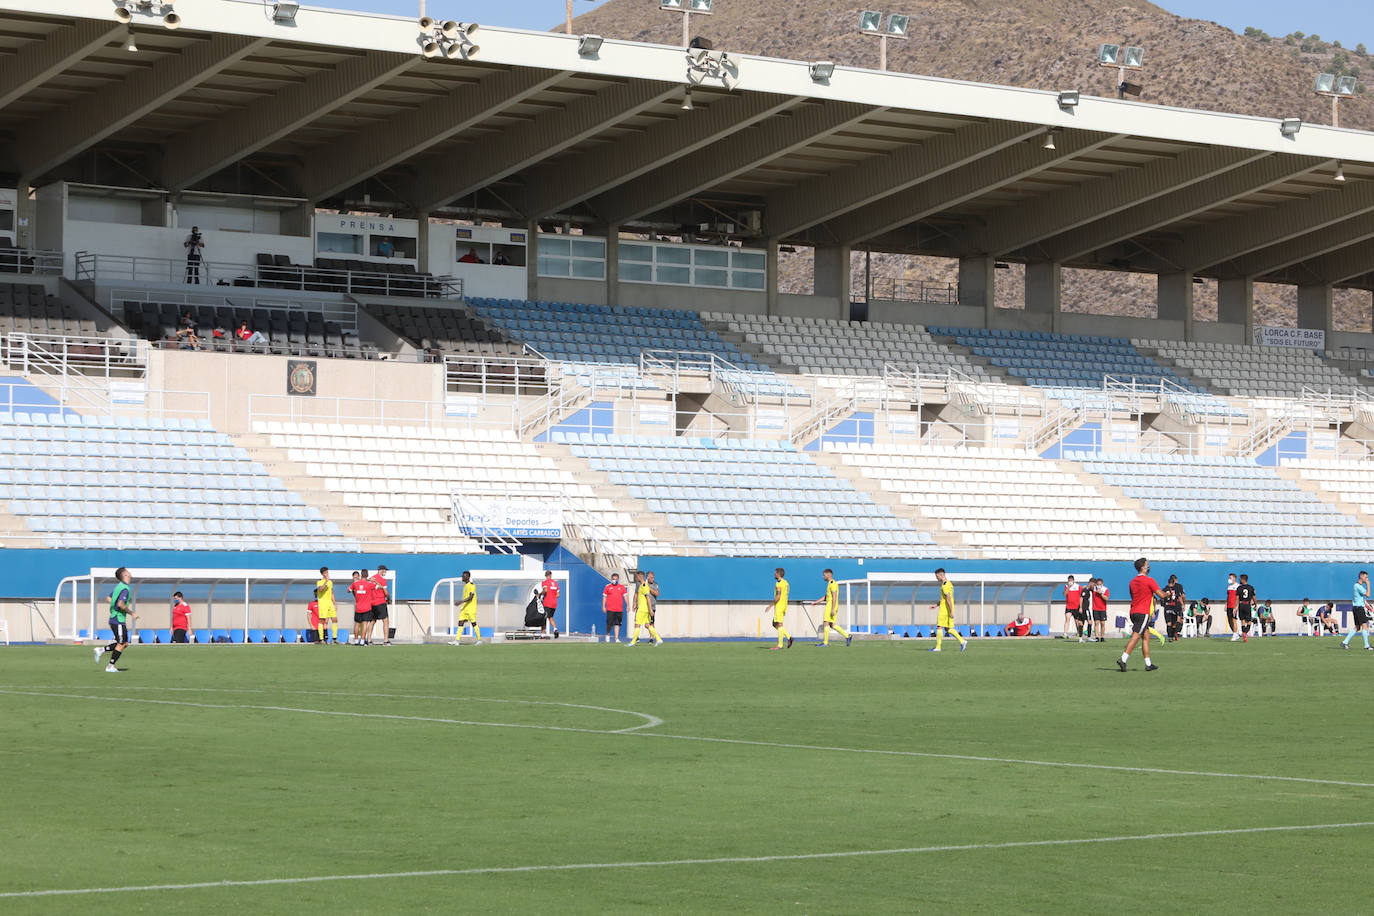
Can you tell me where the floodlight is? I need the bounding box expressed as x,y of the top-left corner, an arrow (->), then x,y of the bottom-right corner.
659,0 -> 683,8
421,37 -> 441,57
1335,161 -> 1346,182
885,13 -> 909,37
577,34 -> 604,55
161,2 -> 180,28
113,0 -> 133,22
1315,73 -> 1336,93
443,41 -> 465,59
1122,46 -> 1144,68
1042,129 -> 1056,150
859,10 -> 882,32
271,0 -> 299,22
440,20 -> 460,37
809,60 -> 835,81
1279,117 -> 1302,137
123,28 -> 138,52
686,66 -> 707,85
1097,43 -> 1120,65
681,89 -> 693,111
1057,90 -> 1079,108
459,22 -> 479,35
1119,81 -> 1143,97
1336,76 -> 1357,96
688,0 -> 712,11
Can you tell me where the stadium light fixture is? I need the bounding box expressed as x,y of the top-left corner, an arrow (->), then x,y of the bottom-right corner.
1042,129 -> 1057,151
271,1 -> 300,23
1314,72 -> 1360,127
114,0 -> 178,29
122,27 -> 138,52
1096,41 -> 1144,100
1056,90 -> 1079,109
1335,161 -> 1346,183
681,88 -> 693,111
417,18 -> 478,61
858,11 -> 909,71
661,0 -> 710,48
685,46 -> 740,91
809,60 -> 835,82
1279,117 -> 1302,138
577,34 -> 603,56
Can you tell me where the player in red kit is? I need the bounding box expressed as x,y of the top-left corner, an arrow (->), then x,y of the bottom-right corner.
1118,557 -> 1166,672
540,570 -> 560,639
1090,577 -> 1109,643
602,572 -> 628,643
369,565 -> 392,645
1062,575 -> 1083,641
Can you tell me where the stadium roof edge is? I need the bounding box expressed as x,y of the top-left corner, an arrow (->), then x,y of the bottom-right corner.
8,0 -> 1373,165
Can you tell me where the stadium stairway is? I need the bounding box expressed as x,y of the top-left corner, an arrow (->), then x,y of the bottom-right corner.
1051,458 -> 1212,557
228,431 -> 398,547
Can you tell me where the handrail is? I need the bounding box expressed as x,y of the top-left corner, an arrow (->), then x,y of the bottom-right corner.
867,276 -> 957,305
449,493 -> 522,554
0,246 -> 63,275
74,252 -> 463,300
560,497 -> 640,576
110,287 -> 358,329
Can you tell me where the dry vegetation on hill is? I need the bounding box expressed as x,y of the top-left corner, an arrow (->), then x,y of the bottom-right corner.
571,1 -> 1374,330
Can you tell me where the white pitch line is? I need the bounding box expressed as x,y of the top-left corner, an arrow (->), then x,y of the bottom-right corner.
4,686 -> 1372,790
3,821 -> 1371,900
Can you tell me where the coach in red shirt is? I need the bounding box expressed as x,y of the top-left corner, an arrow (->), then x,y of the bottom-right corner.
602,573 -> 628,642
369,565 -> 392,645
540,570 -> 561,639
171,592 -> 192,643
1118,558 -> 1166,672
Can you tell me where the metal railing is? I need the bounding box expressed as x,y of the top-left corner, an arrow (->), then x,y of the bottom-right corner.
0,376 -> 211,422
74,252 -> 463,299
0,246 -> 63,275
445,353 -> 553,400
247,393 -> 511,430
448,494 -> 523,554
561,497 -> 641,576
868,276 -> 958,305
639,348 -> 811,406
111,287 -> 359,330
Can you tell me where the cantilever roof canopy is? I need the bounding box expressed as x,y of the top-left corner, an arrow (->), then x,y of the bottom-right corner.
2,0 -> 1374,290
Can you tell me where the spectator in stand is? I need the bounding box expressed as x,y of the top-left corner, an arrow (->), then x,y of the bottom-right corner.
539,569 -> 560,639
602,572 -> 628,643
1319,601 -> 1340,635
458,246 -> 484,264
170,591 -> 192,643
184,226 -> 205,284
1002,611 -> 1032,637
377,237 -> 394,259
492,250 -> 511,266
236,320 -> 269,349
175,311 -> 200,350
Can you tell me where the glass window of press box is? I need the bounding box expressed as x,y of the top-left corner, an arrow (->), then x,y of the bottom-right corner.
372,235 -> 417,259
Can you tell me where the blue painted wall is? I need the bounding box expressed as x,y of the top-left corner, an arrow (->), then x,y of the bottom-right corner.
1040,422 -> 1101,460
803,412 -> 875,451
1256,430 -> 1307,467
536,401 -> 615,442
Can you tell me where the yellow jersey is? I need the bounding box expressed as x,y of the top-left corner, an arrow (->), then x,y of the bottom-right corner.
938,581 -> 954,616
316,578 -> 335,613
637,583 -> 652,615
824,580 -> 839,619
774,578 -> 789,612
459,581 -> 477,617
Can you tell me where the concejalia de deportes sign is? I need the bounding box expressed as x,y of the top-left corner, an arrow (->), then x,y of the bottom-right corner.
1254,326 -> 1325,350
457,499 -> 562,539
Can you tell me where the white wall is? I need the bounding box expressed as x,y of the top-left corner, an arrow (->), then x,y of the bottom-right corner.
63,222 -> 314,278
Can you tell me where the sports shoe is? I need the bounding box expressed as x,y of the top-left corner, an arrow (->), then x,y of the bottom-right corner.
449,640 -> 461,646
960,641 -> 968,653
1116,658 -> 1127,672
768,646 -> 783,650
815,642 -> 828,647
1339,642 -> 1350,649
104,664 -> 118,673
654,640 -> 664,647
845,635 -> 853,647
1242,634 -> 1248,643
1231,635 -> 1240,642
786,637 -> 794,649
93,646 -> 103,662
929,647 -> 942,652
1145,663 -> 1159,672
553,631 -> 560,639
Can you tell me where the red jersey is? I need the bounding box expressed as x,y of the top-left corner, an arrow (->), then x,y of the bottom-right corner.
1129,575 -> 1160,615
1091,585 -> 1108,613
1226,580 -> 1238,609
541,577 -> 559,609
368,573 -> 389,607
602,582 -> 628,612
171,600 -> 190,630
307,600 -> 320,628
1064,583 -> 1081,611
348,579 -> 371,611
1009,616 -> 1031,637
236,327 -> 251,340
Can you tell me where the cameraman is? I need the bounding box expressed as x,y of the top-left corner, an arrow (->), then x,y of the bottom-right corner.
184,226 -> 205,284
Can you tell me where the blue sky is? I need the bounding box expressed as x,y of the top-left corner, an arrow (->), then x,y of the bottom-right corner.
307,1 -> 1372,45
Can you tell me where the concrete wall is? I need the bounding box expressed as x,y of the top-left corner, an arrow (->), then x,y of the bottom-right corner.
63,221 -> 314,279
148,348 -> 446,433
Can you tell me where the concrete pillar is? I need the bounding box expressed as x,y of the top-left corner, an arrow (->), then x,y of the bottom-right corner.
765,238 -> 779,316
1025,261 -> 1061,331
525,220 -> 539,302
1218,277 -> 1253,340
1157,271 -> 1194,340
814,244 -> 851,321
604,227 -> 619,308
958,255 -> 995,327
415,212 -> 431,274
13,180 -> 34,249
1297,282 -> 1334,336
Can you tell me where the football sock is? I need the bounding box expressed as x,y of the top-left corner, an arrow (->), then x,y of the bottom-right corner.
110,649 -> 121,664
776,626 -> 790,647
951,628 -> 967,646
833,624 -> 850,640
103,643 -> 115,654
935,628 -> 943,649
316,624 -> 324,642
648,625 -> 661,642
330,622 -> 338,642
1120,652 -> 1130,664
629,631 -> 639,645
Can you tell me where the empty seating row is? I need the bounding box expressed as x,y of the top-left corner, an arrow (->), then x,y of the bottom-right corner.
257,254 -> 444,297
123,300 -> 373,360
1141,339 -> 1365,399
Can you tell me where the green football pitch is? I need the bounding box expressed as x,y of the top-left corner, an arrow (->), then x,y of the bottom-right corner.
2,637 -> 1371,914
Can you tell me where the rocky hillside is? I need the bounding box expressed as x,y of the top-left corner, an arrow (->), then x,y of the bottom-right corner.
571,1 -> 1373,330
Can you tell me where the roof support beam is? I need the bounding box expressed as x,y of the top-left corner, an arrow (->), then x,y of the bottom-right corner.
161,51 -> 417,191
15,33 -> 268,181
0,20 -> 126,113
820,129 -> 1121,246
521,91 -> 800,218
300,66 -> 569,202
1163,172 -> 1374,274
1280,239 -> 1374,286
1230,212 -> 1374,280
1043,154 -> 1330,263
979,145 -> 1269,258
410,78 -> 678,212
763,119 -> 1043,240
593,100 -> 879,226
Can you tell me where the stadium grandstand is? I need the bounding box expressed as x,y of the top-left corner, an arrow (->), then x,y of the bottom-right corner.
1,0 -> 1374,647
